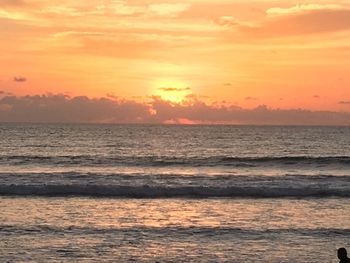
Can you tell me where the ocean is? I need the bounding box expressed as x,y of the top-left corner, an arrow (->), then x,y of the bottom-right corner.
0,124 -> 349,262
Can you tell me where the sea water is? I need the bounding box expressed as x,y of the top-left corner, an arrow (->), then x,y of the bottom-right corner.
0,124 -> 349,262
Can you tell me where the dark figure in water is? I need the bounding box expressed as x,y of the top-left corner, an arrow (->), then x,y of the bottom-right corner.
338,248 -> 350,263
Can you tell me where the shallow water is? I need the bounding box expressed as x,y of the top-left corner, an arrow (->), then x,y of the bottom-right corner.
1,197 -> 349,262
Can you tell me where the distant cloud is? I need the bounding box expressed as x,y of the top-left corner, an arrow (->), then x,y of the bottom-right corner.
158,87 -> 190,92
313,95 -> 320,99
1,94 -> 350,125
245,96 -> 258,101
13,76 -> 27,82
339,101 -> 350,105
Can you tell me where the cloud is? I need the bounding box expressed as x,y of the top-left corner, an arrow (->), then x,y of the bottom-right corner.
0,0 -> 25,6
0,9 -> 29,20
0,91 -> 13,96
106,93 -> 119,100
339,101 -> 350,105
150,98 -> 350,125
13,76 -> 27,82
1,94 -> 350,125
40,6 -> 82,17
245,96 -> 258,101
52,31 -> 105,38
217,6 -> 350,38
214,16 -> 238,27
266,4 -> 344,16
159,87 -> 190,92
243,8 -> 350,37
0,0 -> 34,20
148,3 -> 191,17
110,1 -> 144,16
0,94 -> 150,123
67,1 -> 192,18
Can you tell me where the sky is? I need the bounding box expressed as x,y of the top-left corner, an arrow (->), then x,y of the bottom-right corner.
1,0 -> 350,124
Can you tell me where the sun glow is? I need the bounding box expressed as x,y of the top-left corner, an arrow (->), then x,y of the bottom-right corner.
152,79 -> 191,103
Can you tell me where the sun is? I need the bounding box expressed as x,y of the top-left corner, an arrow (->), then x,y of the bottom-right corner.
152,79 -> 191,103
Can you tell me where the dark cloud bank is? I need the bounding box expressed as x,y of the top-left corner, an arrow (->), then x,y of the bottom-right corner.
0,94 -> 350,125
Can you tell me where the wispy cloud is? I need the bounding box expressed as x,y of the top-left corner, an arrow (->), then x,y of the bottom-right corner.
266,4 -> 344,16
40,6 -> 82,17
241,8 -> 350,37
39,1 -> 192,18
148,3 -> 191,17
215,4 -> 350,38
0,8 -> 30,20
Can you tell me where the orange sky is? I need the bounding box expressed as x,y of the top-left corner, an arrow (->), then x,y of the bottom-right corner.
1,0 -> 350,113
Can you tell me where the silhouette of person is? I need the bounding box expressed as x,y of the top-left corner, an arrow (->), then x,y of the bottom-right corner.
338,248 -> 350,263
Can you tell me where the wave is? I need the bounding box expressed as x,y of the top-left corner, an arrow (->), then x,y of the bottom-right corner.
1,155 -> 350,167
0,184 -> 349,198
1,172 -> 349,196
1,224 -> 350,237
